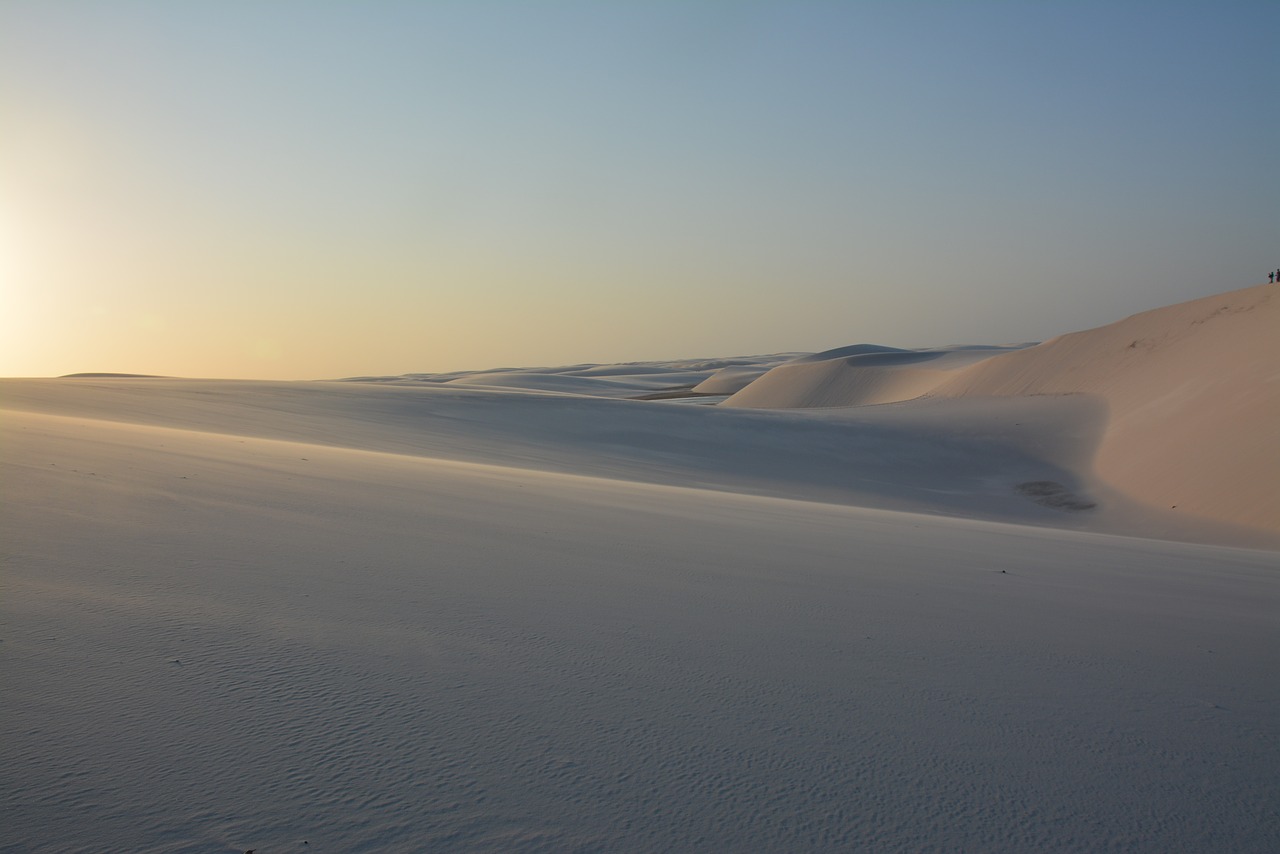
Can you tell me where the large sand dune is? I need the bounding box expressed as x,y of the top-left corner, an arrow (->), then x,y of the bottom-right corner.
2,283 -> 1277,852
724,282 -> 1279,538
930,282 -> 1279,532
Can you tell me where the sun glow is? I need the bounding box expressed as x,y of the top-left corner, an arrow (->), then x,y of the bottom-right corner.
0,205 -> 23,316
0,203 -> 48,376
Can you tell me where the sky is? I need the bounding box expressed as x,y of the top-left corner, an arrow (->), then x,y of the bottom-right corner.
2,1 -> 1276,379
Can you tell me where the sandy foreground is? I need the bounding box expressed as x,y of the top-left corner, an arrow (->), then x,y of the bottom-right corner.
2,284 -> 1277,852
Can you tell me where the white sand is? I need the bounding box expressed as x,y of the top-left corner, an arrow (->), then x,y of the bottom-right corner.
2,284 -> 1277,851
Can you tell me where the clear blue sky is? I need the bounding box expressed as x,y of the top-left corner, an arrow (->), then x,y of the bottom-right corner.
2,1 -> 1276,378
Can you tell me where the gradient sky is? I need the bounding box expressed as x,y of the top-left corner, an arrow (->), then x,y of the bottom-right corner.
2,1 -> 1276,379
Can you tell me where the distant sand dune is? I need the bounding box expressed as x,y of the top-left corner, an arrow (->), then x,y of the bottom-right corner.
59,372 -> 167,378
721,345 -> 1025,408
690,365 -> 774,395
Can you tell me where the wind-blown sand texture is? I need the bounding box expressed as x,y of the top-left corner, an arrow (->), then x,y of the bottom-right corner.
2,284 -> 1277,852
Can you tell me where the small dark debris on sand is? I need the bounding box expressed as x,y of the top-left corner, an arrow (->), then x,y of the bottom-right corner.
1016,481 -> 1097,512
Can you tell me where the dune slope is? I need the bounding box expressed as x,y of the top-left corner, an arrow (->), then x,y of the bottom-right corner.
930,282 -> 1279,532
0,376 -> 1113,533
2,409 -> 1277,853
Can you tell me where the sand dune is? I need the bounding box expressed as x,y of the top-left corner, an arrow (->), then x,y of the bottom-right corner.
927,282 -> 1279,533
2,283 -> 1278,852
721,283 -> 1279,537
691,364 -> 781,395
443,370 -> 660,396
348,357 -> 805,398
722,344 -> 1026,408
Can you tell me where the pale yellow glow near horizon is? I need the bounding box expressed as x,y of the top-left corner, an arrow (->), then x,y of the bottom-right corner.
0,206 -> 39,372
1,1 -> 1274,380
0,211 -> 13,290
